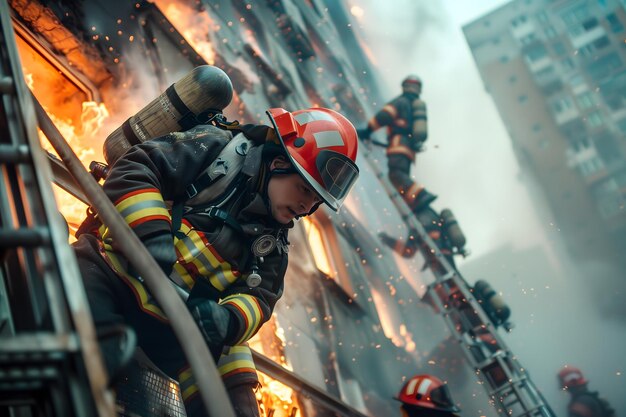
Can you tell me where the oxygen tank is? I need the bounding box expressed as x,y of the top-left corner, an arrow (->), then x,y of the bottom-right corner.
440,208 -> 466,251
411,98 -> 427,143
103,65 -> 234,164
473,280 -> 511,325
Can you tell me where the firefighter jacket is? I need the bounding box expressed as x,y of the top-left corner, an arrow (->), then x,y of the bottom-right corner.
366,92 -> 427,161
568,391 -> 615,417
97,124 -> 290,397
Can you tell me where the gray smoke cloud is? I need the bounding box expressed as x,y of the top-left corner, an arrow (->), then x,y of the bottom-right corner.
351,0 -> 626,415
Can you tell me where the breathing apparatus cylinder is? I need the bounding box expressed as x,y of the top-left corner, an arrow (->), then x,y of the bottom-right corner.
411,98 -> 428,143
473,280 -> 511,325
103,65 -> 234,164
440,208 -> 466,251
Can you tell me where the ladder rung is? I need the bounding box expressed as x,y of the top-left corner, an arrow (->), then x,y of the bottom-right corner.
0,334 -> 79,353
0,228 -> 50,248
0,76 -> 14,94
0,144 -> 30,163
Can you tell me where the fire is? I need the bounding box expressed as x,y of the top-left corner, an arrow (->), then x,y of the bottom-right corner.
152,0 -> 216,65
22,68 -> 109,239
249,316 -> 302,417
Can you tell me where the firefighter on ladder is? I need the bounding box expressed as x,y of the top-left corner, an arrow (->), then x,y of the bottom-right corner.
396,374 -> 461,417
358,75 -> 436,213
558,366 -> 616,417
73,106 -> 360,417
358,76 -> 466,267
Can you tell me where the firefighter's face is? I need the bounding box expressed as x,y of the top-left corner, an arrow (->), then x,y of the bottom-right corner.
267,157 -> 322,224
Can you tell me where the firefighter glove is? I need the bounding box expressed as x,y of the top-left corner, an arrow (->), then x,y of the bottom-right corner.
141,232 -> 177,276
357,127 -> 371,141
187,298 -> 233,360
228,382 -> 261,417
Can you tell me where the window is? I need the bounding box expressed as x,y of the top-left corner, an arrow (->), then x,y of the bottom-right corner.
545,27 -> 557,38
576,92 -> 596,109
552,41 -> 566,56
578,43 -> 594,57
525,43 -> 548,61
586,53 -> 623,82
587,111 -> 604,128
606,13 -> 624,32
582,17 -> 599,31
500,55 -> 510,63
561,57 -> 575,71
509,75 -> 518,84
550,96 -> 574,113
593,36 -> 610,50
511,15 -> 528,27
520,33 -> 537,45
518,94 -> 528,103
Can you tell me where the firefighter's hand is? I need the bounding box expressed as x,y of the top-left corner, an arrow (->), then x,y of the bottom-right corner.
228,383 -> 261,417
187,298 -> 233,360
357,128 -> 371,142
142,233 -> 177,276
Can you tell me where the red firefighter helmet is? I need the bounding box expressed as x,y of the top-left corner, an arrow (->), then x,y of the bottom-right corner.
401,75 -> 422,95
558,366 -> 588,389
266,107 -> 359,211
396,375 -> 460,414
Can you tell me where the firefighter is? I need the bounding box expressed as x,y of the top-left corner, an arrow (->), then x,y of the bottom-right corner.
396,374 -> 461,417
358,75 -> 436,213
558,366 -> 616,417
72,107 -> 360,417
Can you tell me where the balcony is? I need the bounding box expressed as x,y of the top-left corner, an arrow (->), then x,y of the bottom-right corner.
570,25 -> 607,49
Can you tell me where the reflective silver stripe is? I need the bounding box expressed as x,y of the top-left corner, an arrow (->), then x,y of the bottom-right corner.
406,378 -> 419,395
417,378 -> 432,395
169,269 -> 190,290
313,130 -> 345,148
294,110 -> 335,125
178,235 -> 235,290
118,199 -> 167,218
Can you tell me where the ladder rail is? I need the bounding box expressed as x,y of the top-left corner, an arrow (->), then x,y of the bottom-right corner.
0,1 -> 115,414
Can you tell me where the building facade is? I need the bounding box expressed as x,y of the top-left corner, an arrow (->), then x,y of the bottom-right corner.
464,0 -> 626,315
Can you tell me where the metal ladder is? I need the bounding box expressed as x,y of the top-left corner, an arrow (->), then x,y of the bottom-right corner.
361,146 -> 556,417
0,0 -> 115,415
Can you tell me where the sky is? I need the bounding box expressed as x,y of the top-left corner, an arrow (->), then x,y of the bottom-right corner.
349,0 -> 626,415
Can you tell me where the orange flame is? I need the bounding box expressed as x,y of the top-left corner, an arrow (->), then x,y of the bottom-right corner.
152,0 -> 216,65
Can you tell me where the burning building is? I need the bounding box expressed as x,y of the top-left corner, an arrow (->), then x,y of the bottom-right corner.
1,1 -> 555,417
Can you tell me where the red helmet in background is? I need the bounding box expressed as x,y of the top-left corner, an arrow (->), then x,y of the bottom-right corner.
558,366 -> 588,389
401,75 -> 422,95
266,107 -> 359,212
396,375 -> 460,414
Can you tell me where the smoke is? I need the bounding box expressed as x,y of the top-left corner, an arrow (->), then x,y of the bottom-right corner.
354,0 -> 626,415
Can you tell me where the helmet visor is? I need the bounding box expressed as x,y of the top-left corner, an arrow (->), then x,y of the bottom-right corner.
317,150 -> 359,207
430,385 -> 460,413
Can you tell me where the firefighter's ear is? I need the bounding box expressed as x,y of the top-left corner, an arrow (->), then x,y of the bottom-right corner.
270,155 -> 291,170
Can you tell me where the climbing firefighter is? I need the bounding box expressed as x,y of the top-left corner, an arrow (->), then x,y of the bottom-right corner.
358,76 -> 465,267
558,366 -> 616,417
396,374 -> 461,417
73,105 -> 360,417
358,75 -> 435,212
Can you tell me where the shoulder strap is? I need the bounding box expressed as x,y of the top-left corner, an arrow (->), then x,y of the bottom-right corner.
171,133 -> 255,238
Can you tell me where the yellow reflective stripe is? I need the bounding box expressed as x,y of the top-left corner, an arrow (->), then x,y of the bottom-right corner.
181,383 -> 198,401
115,191 -> 170,227
178,367 -> 198,401
176,223 -> 239,291
172,263 -> 195,289
217,345 -> 256,376
220,294 -> 263,344
104,250 -> 167,320
115,191 -> 163,212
